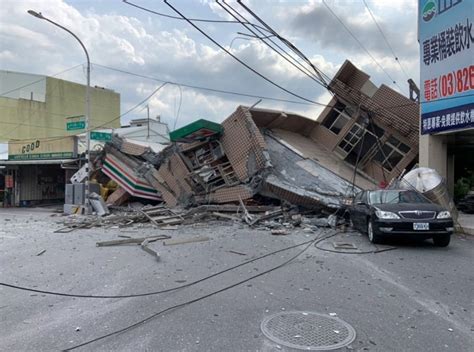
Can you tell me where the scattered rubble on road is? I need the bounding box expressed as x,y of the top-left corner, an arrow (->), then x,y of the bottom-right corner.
59,202 -> 341,233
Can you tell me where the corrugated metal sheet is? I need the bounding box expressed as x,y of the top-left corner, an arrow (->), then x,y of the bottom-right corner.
18,165 -> 64,201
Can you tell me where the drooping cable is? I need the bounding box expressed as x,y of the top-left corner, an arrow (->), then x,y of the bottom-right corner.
321,0 -> 402,91
218,0 -> 325,86
123,0 -> 238,24
172,84 -> 183,130
362,0 -> 411,81
236,0 -> 329,86
0,235 -> 318,299
123,0 -> 273,34
0,63 -> 83,96
0,63 -> 85,139
62,232 -> 325,350
93,62 -> 322,106
162,0 -> 321,105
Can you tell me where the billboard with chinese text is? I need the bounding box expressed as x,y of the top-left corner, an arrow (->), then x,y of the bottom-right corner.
419,0 -> 474,134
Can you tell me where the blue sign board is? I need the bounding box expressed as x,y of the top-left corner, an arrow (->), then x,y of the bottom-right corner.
419,0 -> 474,134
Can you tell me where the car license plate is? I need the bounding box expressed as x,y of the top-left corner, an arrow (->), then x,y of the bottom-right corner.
413,223 -> 429,230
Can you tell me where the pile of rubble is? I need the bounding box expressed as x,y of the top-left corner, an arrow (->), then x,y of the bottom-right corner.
60,202 -> 342,232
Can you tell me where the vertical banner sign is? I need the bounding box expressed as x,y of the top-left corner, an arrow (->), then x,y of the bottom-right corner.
419,0 -> 474,134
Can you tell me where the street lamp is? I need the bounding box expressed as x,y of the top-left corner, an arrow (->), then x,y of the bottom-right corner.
28,10 -> 92,213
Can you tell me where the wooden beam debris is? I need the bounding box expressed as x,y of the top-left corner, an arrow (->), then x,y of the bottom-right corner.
163,236 -> 210,246
212,212 -> 241,221
140,239 -> 160,260
249,209 -> 284,226
96,235 -> 170,247
239,196 -> 254,225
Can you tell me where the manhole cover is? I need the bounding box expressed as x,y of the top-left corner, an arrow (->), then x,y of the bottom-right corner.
261,311 -> 356,350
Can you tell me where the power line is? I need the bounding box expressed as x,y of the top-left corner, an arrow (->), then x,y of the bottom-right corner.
218,1 -> 325,87
2,57 -> 470,142
0,64 -> 87,139
0,60 -> 324,138
162,0 -> 321,105
321,0 -> 402,91
93,63 -> 319,106
0,120 -> 66,132
172,84 -> 182,130
235,0 -> 330,85
123,0 -> 273,34
0,63 -> 83,96
0,236 -> 318,299
362,0 -> 411,81
3,85 -> 471,144
63,233 -> 324,350
122,0 -> 240,23
5,82 -> 171,144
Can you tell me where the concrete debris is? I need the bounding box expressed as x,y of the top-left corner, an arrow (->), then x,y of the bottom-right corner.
70,164 -> 88,184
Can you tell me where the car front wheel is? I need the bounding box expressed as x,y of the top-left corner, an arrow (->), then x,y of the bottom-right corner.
433,234 -> 450,247
367,219 -> 380,244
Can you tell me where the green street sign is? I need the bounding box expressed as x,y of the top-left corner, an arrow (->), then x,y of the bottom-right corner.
66,121 -> 85,131
90,131 -> 112,141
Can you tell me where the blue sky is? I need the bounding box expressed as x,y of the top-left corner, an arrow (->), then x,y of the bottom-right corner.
0,0 -> 420,129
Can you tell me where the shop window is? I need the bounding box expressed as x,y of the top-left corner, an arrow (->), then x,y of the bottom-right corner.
374,135 -> 410,171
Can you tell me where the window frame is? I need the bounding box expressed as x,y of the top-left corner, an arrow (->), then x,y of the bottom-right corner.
373,135 -> 410,172
337,123 -> 377,158
323,103 -> 353,135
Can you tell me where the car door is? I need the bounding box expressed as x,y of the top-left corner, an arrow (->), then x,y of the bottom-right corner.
357,191 -> 371,232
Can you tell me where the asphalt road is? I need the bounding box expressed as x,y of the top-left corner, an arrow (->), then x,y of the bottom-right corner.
0,208 -> 473,352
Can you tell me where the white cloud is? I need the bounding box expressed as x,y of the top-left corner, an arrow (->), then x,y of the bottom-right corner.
0,0 -> 419,131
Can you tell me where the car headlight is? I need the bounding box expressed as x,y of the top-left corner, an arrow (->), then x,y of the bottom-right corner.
375,210 -> 400,219
437,211 -> 451,219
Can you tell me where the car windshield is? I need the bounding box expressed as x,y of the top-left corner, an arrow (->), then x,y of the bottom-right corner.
369,190 -> 429,204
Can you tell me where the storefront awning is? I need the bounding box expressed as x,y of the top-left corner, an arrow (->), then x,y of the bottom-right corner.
102,153 -> 161,201
0,159 -> 77,165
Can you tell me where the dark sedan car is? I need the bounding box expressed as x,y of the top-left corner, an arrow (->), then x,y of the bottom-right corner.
349,189 -> 453,246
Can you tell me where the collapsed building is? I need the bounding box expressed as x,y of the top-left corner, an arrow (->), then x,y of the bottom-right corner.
77,60 -> 419,215
100,107 -> 359,212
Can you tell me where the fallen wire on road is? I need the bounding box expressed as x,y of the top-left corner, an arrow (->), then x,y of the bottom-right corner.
62,230 -> 331,351
0,230 -> 328,299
